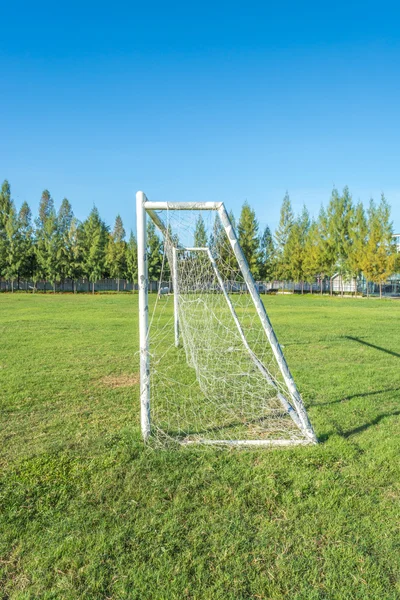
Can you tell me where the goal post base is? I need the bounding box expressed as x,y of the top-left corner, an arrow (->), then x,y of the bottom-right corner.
182,438 -> 317,447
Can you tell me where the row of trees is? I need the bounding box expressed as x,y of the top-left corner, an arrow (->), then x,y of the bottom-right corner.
0,182 -> 141,292
234,189 -> 398,296
190,188 -> 398,296
259,189 -> 398,295
0,179 -> 398,294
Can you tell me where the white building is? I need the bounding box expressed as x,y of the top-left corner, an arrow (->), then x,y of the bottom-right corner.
394,233 -> 400,252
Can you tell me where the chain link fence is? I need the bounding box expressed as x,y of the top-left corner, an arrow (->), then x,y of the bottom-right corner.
1,276 -> 399,297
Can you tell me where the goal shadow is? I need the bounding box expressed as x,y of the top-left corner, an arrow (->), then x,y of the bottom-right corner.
345,336 -> 400,359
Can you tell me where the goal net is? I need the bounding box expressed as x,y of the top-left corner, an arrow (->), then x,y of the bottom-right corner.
137,193 -> 317,447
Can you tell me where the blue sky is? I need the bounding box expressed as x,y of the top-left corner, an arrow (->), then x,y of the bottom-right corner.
1,0 -> 400,234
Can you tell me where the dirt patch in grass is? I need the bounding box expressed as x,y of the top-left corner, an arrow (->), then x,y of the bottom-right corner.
101,374 -> 139,388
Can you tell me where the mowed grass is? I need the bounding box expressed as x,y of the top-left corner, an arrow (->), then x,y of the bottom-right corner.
0,293 -> 399,599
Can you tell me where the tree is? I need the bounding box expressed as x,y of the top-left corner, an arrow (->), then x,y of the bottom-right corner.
0,180 -> 11,222
35,190 -> 60,292
58,198 -> 73,236
0,180 -> 13,276
274,192 -> 294,279
362,196 -> 397,298
193,214 -> 208,247
303,220 -> 319,293
347,202 -> 368,294
126,231 -> 138,291
285,222 -> 303,292
259,225 -> 275,281
2,203 -> 23,292
209,212 -> 231,274
18,202 -> 36,286
326,187 -> 354,295
81,207 -> 108,293
286,206 -> 310,292
105,215 -> 127,291
65,218 -> 84,292
317,205 -> 336,294
57,199 -> 75,285
238,201 -> 261,279
147,220 -> 163,282
208,210 -> 238,280
302,207 -> 334,295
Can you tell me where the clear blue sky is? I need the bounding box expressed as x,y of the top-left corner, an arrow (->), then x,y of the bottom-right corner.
1,0 -> 400,234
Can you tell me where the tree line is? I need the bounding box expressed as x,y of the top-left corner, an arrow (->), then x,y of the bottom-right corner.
235,189 -> 398,297
0,181 -> 139,293
0,180 -> 398,295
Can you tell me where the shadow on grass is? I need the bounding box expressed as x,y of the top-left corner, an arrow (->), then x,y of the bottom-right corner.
318,409 -> 400,442
343,410 -> 400,438
345,336 -> 400,359
314,386 -> 400,407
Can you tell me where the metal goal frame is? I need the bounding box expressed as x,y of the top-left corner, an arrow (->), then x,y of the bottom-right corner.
136,191 -> 318,446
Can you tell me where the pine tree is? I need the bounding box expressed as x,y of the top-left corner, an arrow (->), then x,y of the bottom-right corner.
65,218 -> 83,292
285,222 -> 304,291
274,192 -> 294,276
3,203 -> 23,292
303,220 -> 320,292
81,207 -> 108,293
299,205 -> 310,240
259,225 -> 275,281
362,196 -> 397,298
126,231 -> 138,291
193,214 -> 208,247
147,220 -> 163,282
207,211 -> 236,281
58,198 -> 73,236
0,180 -> 13,276
302,207 -> 334,294
0,180 -> 12,229
105,215 -> 127,291
18,202 -> 36,285
347,202 -> 368,294
208,214 -> 221,275
326,187 -> 354,295
317,205 -> 336,294
35,190 -> 60,292
57,199 -> 74,285
284,206 -> 310,292
238,201 -> 261,279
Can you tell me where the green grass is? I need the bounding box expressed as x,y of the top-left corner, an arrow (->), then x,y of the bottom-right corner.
0,294 -> 399,599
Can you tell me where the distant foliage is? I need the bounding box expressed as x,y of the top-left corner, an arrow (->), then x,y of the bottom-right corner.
238,201 -> 261,279
274,192 -> 294,279
147,220 -> 163,281
193,214 -> 208,247
0,179 -> 398,293
106,215 -> 127,291
259,225 -> 275,281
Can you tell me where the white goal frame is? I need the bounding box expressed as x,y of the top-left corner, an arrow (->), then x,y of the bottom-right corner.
136,191 -> 318,446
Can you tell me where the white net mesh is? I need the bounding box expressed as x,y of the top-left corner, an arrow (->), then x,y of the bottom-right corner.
147,207 -> 313,447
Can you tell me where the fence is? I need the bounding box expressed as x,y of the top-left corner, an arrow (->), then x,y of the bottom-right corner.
1,276 -> 399,297
0,278 -> 150,293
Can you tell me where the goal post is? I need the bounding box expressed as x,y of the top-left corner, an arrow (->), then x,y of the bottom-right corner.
136,191 -> 318,447
136,191 -> 150,440
172,246 -> 179,347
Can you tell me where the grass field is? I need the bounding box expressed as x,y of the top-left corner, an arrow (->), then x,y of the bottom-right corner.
1,294 -> 399,599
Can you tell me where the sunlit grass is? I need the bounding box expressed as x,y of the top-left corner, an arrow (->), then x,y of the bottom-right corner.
0,293 -> 399,599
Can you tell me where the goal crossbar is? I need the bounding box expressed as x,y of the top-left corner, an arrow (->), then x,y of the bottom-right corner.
144,201 -> 222,211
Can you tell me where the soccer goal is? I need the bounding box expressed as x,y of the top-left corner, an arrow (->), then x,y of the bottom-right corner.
136,191 -> 317,447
